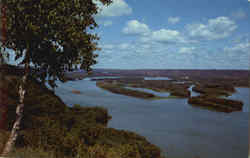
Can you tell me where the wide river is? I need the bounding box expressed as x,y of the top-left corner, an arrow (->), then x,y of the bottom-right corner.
53,78 -> 249,158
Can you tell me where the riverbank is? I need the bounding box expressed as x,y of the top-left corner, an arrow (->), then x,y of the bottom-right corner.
96,78 -> 191,99
92,77 -> 246,113
64,69 -> 250,87
52,75 -> 249,158
64,69 -> 249,113
0,65 -> 164,158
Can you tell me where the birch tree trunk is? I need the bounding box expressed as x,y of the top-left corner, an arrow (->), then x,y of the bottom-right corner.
1,62 -> 29,156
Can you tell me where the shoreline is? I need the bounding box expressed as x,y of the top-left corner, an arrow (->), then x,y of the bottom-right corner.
0,66 -> 165,158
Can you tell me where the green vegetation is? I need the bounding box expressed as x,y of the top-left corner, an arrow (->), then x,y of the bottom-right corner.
1,0 -> 113,155
0,71 -> 164,158
188,96 -> 243,113
7,147 -> 56,158
96,81 -> 156,99
192,84 -> 235,97
187,83 -> 245,113
95,77 -> 245,113
96,79 -> 191,99
2,0 -> 113,81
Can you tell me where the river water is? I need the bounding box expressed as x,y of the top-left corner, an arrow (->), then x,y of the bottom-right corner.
54,78 -> 249,158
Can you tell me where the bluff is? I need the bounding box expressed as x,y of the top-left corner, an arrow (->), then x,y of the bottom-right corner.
0,65 -> 164,158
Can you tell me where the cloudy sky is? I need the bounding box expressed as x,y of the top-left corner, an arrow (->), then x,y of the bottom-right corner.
93,0 -> 250,69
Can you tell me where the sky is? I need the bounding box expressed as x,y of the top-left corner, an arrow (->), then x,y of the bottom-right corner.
92,0 -> 250,69
2,0 -> 250,70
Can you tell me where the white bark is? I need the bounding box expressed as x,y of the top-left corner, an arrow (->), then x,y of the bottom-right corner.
1,68 -> 28,156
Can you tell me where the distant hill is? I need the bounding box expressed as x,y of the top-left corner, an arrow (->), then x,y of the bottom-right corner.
91,69 -> 250,80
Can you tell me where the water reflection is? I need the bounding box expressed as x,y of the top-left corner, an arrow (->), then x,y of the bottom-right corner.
83,76 -> 122,81
144,77 -> 172,80
188,85 -> 200,97
54,79 -> 249,158
220,87 -> 249,112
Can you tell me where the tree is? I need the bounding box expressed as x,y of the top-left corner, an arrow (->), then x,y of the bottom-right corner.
0,0 -> 9,132
0,0 -> 112,156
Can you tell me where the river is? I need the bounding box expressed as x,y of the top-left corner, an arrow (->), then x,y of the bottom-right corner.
54,78 -> 249,158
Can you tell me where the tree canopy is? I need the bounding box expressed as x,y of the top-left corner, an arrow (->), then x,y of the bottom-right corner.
1,0 -> 112,87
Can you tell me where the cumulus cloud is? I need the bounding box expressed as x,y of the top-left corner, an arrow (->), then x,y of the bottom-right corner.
123,19 -> 198,44
122,20 -> 150,35
223,42 -> 250,68
140,28 -> 196,44
224,42 -> 250,53
97,40 -> 249,69
186,16 -> 237,40
118,43 -> 132,50
95,0 -> 132,17
150,29 -> 187,43
96,41 -> 210,69
168,17 -> 180,24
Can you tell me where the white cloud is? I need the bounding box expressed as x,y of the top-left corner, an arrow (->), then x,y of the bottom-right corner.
231,9 -> 247,19
151,29 -> 187,43
224,42 -> 250,53
95,0 -> 132,17
122,20 -> 150,35
223,42 -> 250,68
186,16 -> 237,40
96,39 -> 249,69
118,43 -> 131,50
179,47 -> 196,53
168,17 -> 180,24
140,29 -> 191,44
122,19 -> 197,44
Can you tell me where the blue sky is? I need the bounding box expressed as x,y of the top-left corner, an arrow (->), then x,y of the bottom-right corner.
3,0 -> 250,69
92,0 -> 250,69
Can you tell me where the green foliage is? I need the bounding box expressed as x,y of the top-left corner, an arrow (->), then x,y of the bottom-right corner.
1,0 -> 112,88
8,147 -> 56,158
192,84 -> 235,97
188,95 -> 243,113
2,70 -> 164,158
96,81 -> 156,99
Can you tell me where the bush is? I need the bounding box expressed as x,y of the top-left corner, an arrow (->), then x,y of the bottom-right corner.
2,66 -> 164,158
